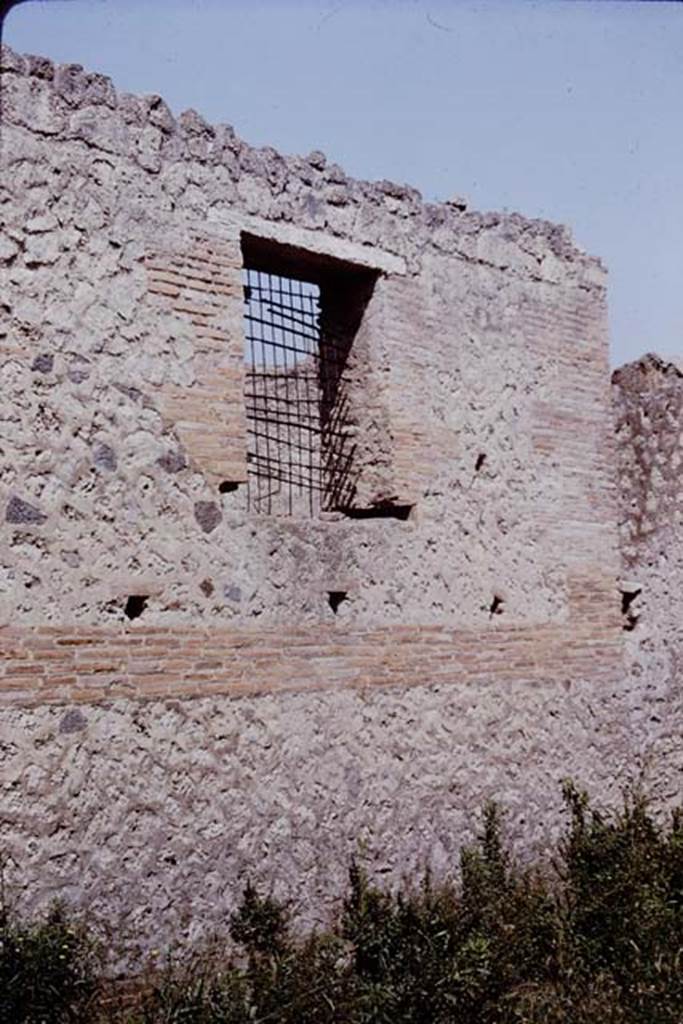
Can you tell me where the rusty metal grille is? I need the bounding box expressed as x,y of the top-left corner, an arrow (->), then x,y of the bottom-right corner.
243,267 -> 352,516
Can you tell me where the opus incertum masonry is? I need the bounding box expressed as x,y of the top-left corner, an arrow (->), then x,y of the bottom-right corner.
0,44 -> 680,959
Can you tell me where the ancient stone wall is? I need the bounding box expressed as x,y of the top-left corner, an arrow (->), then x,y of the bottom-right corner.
0,45 -> 619,647
613,355 -> 683,809
0,45 -> 647,957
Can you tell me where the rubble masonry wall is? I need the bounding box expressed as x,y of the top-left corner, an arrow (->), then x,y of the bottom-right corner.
1,47 -> 674,956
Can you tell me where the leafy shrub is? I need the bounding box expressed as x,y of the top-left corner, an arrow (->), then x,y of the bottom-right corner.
556,783 -> 683,1024
132,953 -> 248,1024
0,899 -> 99,1024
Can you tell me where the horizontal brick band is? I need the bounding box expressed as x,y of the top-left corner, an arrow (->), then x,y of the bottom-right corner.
0,620 -> 624,708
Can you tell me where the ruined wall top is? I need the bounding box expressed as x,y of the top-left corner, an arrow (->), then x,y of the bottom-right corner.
1,43 -> 604,290
612,352 -> 683,395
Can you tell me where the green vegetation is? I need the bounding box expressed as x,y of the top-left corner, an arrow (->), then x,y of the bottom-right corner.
2,785 -> 681,1023
0,899 -> 98,1024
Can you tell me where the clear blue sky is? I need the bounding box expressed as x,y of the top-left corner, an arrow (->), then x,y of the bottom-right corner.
5,0 -> 683,366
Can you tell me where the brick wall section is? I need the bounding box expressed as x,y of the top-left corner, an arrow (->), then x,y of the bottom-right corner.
530,290 -> 620,570
378,275 -> 438,506
0,618 -> 623,708
146,234 -> 248,484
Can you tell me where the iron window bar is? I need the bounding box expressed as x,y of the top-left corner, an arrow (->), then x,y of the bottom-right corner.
242,266 -> 359,516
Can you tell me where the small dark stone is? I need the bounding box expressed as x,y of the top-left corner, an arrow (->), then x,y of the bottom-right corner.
199,577 -> 214,597
378,179 -> 420,201
307,149 -> 327,170
157,450 -> 187,474
93,443 -> 117,471
224,583 -> 241,603
67,364 -> 90,384
194,500 -> 222,534
325,162 -> 346,185
26,55 -> 54,80
146,94 -> 176,133
32,353 -> 54,374
54,63 -> 86,105
113,382 -> 143,403
6,495 -> 47,525
59,708 -> 87,735
179,107 -> 213,137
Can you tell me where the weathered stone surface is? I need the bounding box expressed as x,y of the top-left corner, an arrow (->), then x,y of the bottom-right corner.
0,676 -> 638,960
24,233 -> 60,266
0,235 -> 20,262
612,354 -> 683,813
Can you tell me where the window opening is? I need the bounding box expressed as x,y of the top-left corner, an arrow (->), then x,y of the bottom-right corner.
241,235 -> 380,517
243,268 -> 320,515
243,266 -> 356,516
